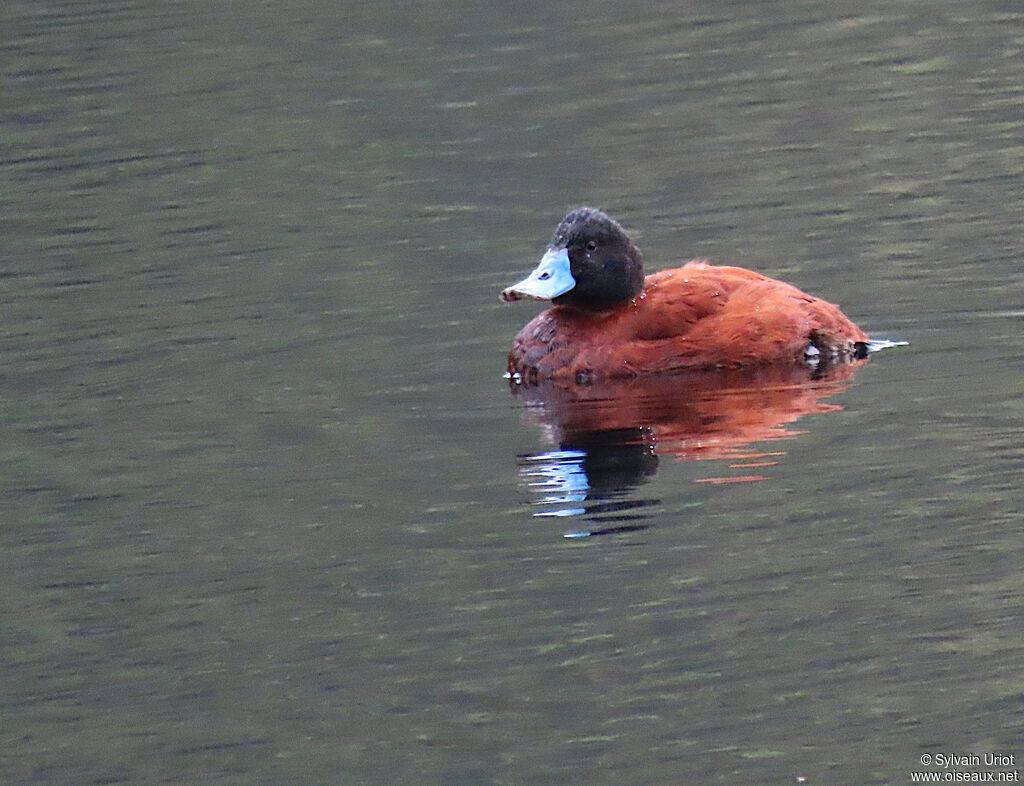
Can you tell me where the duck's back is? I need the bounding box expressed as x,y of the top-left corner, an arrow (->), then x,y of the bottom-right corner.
508,261 -> 867,383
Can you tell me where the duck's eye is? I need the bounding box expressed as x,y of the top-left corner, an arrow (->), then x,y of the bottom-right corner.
539,271 -> 550,279
586,240 -> 598,252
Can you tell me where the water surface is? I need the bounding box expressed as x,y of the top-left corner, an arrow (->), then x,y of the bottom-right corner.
3,1 -> 1023,784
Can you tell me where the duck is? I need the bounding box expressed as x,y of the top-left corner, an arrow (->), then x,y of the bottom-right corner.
501,207 -> 869,384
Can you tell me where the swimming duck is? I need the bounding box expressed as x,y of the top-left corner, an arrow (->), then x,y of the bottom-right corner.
501,208 -> 868,384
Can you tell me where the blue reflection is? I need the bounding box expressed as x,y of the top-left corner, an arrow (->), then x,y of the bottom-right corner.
516,428 -> 661,532
522,449 -> 589,517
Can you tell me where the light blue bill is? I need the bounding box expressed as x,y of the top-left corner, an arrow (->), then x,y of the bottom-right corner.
502,247 -> 576,301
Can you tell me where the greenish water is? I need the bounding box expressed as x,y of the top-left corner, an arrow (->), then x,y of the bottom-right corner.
2,1 -> 1022,784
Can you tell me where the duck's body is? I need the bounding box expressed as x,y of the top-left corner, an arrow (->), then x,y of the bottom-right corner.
502,208 -> 868,384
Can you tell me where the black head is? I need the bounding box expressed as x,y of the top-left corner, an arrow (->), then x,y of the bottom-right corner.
549,208 -> 645,311
500,208 -> 645,311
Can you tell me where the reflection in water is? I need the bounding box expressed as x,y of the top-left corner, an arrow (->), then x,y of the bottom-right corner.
513,362 -> 865,534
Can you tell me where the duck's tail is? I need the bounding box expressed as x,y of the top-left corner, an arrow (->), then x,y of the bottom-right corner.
863,338 -> 909,353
